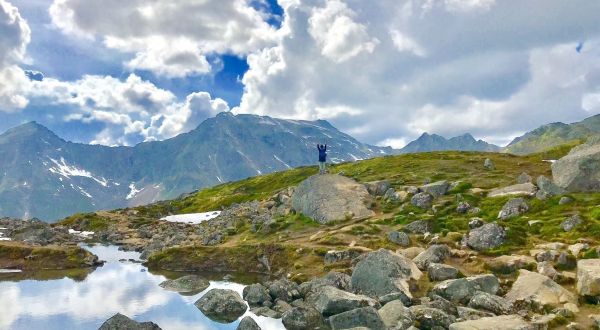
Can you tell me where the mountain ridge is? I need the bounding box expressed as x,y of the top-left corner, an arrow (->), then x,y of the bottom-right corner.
400,132 -> 501,153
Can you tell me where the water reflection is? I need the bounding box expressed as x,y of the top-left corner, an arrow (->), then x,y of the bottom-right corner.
0,245 -> 284,330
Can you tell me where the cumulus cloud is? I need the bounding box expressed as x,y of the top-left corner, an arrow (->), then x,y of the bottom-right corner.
235,0 -> 600,147
29,74 -> 229,145
49,0 -> 278,78
0,0 -> 31,112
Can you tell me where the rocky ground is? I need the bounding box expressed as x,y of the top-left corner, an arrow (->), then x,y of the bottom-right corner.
4,140 -> 600,329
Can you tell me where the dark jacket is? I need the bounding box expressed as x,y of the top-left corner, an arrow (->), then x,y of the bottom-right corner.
318,145 -> 327,162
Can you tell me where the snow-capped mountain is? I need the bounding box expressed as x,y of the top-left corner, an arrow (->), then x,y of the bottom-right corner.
0,113 -> 392,221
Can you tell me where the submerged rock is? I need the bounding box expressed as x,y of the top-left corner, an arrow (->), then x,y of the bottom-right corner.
159,275 -> 209,294
194,289 -> 247,323
291,174 -> 374,224
98,313 -> 161,330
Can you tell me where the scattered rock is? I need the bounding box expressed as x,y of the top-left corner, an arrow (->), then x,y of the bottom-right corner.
420,181 -> 450,198
267,279 -> 300,303
557,252 -> 577,270
449,315 -> 533,330
468,291 -> 513,315
466,223 -> 506,251
488,183 -> 537,198
291,174 -> 375,224
159,275 -> 209,294
413,244 -> 451,271
409,305 -> 456,329
388,231 -> 410,247
378,300 -> 414,330
536,175 -> 566,199
484,158 -> 495,170
428,263 -> 460,281
307,285 -> 378,317
411,192 -> 434,209
299,272 -> 352,296
537,261 -> 558,280
485,255 -> 537,274
559,196 -> 574,205
350,249 -> 422,299
468,218 -> 484,229
281,306 -> 324,330
517,173 -> 533,184
98,313 -> 161,330
577,259 -> 600,302
237,316 -> 261,330
498,198 -> 529,219
328,306 -> 386,330
552,138 -> 600,192
561,214 -> 583,232
365,181 -> 391,196
404,220 -> 434,234
243,283 -> 271,307
431,275 -> 500,303
456,202 -> 471,214
568,243 -> 589,257
194,289 -> 247,323
505,270 -> 577,312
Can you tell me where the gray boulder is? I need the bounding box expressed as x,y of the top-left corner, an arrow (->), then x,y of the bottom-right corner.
282,306 -> 324,330
552,138 -> 600,192
517,173 -> 533,184
98,313 -> 161,330
268,279 -> 300,303
428,263 -> 460,281
484,158 -> 495,170
351,249 -> 422,299
299,272 -> 352,296
577,259 -> 600,301
378,300 -> 414,330
194,289 -> 247,323
324,250 -> 362,265
388,231 -> 410,247
456,306 -> 494,321
237,316 -> 261,330
159,275 -> 209,294
468,291 -> 513,315
561,214 -> 583,232
409,305 -> 456,329
449,315 -> 533,330
413,244 -> 451,271
466,223 -> 506,251
505,270 -> 577,312
536,175 -> 566,199
243,283 -> 271,307
498,198 -> 529,219
329,307 -> 386,330
488,183 -> 537,198
291,174 -> 374,224
420,181 -> 450,198
559,196 -> 574,205
431,275 -> 500,304
365,181 -> 391,196
306,286 -> 378,317
404,220 -> 434,234
411,192 -> 434,209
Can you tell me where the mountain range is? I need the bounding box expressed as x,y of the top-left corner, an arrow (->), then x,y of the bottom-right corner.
399,133 -> 501,153
0,113 -> 392,221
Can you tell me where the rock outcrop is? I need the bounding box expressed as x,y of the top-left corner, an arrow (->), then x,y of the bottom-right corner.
505,270 -> 577,311
577,259 -> 600,301
292,174 -> 374,224
552,138 -> 600,192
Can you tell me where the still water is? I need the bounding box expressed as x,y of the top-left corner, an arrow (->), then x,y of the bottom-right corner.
0,245 -> 284,330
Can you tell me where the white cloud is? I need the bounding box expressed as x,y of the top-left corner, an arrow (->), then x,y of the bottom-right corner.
0,0 -> 31,112
235,0 -> 600,146
49,0 -> 278,78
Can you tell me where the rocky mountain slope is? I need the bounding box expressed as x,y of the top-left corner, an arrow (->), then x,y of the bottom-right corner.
400,133 -> 500,153
505,114 -> 600,155
0,113 -> 391,221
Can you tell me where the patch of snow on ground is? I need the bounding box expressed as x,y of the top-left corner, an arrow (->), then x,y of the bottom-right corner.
161,211 -> 222,224
0,229 -> 10,241
77,186 -> 92,198
68,229 -> 94,238
216,176 -> 223,183
48,157 -> 109,186
273,155 -> 291,169
348,153 -> 363,161
126,183 -> 143,200
0,269 -> 21,273
543,160 -> 557,163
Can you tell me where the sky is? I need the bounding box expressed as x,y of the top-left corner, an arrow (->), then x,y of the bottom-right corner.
0,0 -> 599,148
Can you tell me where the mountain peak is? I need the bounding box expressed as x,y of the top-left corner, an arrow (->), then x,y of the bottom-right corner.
0,121 -> 62,143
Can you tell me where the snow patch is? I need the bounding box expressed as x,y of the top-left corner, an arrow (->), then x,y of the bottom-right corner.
542,160 -> 557,163
273,155 -> 292,169
161,211 -> 222,224
348,153 -> 363,161
126,183 -> 143,200
216,176 -> 223,183
48,157 -> 109,186
0,269 -> 20,273
68,229 -> 94,238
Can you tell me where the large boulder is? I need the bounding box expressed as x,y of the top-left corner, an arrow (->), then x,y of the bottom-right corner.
552,138 -> 600,192
505,270 -> 577,312
577,259 -> 600,301
328,307 -> 386,330
428,263 -> 460,281
536,175 -> 566,199
498,198 -> 529,219
378,300 -> 414,330
159,275 -> 209,294
299,272 -> 352,296
282,306 -> 324,330
466,223 -> 506,251
194,289 -> 247,323
292,174 -> 374,224
99,313 -> 161,330
365,181 -> 391,196
487,183 -> 537,198
243,283 -> 272,307
449,315 -> 533,330
431,275 -> 500,304
306,285 -> 378,317
420,181 -> 450,198
413,244 -> 451,271
351,249 -> 422,300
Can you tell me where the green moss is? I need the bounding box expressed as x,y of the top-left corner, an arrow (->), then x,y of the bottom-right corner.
59,213 -> 112,231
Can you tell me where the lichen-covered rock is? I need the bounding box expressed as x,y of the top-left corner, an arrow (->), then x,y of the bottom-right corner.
505,270 -> 577,312
498,198 -> 529,219
98,313 -> 162,330
404,220 -> 434,234
282,306 -> 324,330
378,300 -> 414,330
536,175 -> 566,199
420,181 -> 450,198
468,291 -> 513,315
328,307 -> 386,330
456,306 -> 494,321
388,231 -> 410,247
159,275 -> 209,294
428,263 -> 460,281
267,278 -> 300,303
350,249 -> 422,299
299,272 -> 352,296
456,202 -> 471,214
552,138 -> 600,192
324,250 -> 362,264
577,259 -> 600,301
466,223 -> 506,251
431,275 -> 500,304
194,289 -> 247,323
306,286 -> 378,317
449,315 -> 533,330
561,214 -> 583,232
243,283 -> 271,307
409,305 -> 456,329
413,244 -> 450,271
411,192 -> 434,209
517,173 -> 533,184
291,174 -> 374,224
484,158 -> 495,170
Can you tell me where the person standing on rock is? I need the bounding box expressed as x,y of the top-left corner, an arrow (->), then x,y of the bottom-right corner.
317,144 -> 328,174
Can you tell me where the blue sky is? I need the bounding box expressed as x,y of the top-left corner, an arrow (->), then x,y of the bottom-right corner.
0,0 -> 599,147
